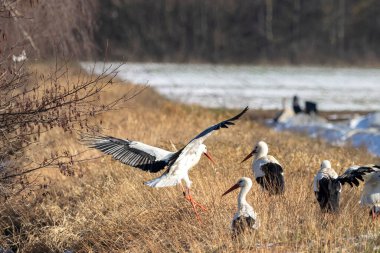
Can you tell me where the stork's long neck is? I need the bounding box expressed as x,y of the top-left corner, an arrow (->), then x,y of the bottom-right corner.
238,184 -> 251,209
255,150 -> 267,160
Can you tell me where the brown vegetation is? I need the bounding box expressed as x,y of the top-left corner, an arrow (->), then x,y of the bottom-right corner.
0,64 -> 379,252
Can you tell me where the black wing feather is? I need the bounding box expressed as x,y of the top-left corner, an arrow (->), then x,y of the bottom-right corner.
315,177 -> 331,210
337,166 -> 375,187
316,177 -> 341,212
82,135 -> 172,173
232,216 -> 257,236
257,162 -> 285,195
190,106 -> 248,142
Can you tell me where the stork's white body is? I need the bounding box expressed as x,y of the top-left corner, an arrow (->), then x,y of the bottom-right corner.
232,182 -> 259,230
145,141 -> 206,188
224,177 -> 260,233
360,169 -> 380,210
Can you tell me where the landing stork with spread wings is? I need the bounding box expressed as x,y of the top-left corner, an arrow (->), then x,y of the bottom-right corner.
82,107 -> 248,219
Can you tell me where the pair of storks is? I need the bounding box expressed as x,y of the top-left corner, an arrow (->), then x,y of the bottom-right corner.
313,160 -> 380,218
82,107 -> 379,235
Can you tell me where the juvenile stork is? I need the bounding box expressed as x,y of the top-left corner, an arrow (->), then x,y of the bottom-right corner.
241,141 -> 285,195
313,160 -> 376,213
82,107 -> 248,219
222,177 -> 260,236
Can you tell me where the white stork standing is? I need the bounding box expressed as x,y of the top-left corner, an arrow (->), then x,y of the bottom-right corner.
313,160 -> 375,213
82,107 -> 248,219
241,141 -> 285,195
222,177 -> 259,236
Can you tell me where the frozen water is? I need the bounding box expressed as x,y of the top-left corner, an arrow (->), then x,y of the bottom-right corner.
81,62 -> 380,111
81,62 -> 380,156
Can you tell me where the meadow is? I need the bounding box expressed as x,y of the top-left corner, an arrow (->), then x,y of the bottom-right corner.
1,64 -> 379,252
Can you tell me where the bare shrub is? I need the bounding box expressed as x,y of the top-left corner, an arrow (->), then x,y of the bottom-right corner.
0,1 -> 145,199
1,0 -> 98,59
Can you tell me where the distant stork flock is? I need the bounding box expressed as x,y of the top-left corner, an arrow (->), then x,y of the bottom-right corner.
82,106 -> 380,236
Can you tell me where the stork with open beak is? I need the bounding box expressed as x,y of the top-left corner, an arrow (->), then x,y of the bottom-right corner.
241,141 -> 285,195
222,177 -> 259,236
82,107 -> 248,220
313,160 -> 375,213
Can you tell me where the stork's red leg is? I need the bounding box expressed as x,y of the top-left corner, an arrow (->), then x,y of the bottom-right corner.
372,206 -> 376,221
185,189 -> 207,212
179,184 -> 207,222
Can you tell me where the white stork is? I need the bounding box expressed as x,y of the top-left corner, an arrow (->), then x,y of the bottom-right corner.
82,107 -> 248,219
222,177 -> 259,236
313,160 -> 375,213
354,165 -> 380,219
241,141 -> 285,195
12,50 -> 27,63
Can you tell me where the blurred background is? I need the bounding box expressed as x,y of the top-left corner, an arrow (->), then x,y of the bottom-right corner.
2,0 -> 380,154
96,0 -> 380,64
4,0 -> 380,64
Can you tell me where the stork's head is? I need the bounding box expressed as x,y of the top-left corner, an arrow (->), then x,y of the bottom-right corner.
320,160 -> 332,170
200,144 -> 216,165
222,177 -> 252,196
241,141 -> 268,163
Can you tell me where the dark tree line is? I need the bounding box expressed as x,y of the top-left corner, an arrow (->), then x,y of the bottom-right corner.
96,0 -> 380,64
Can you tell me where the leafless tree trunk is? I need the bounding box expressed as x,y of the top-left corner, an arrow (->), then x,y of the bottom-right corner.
337,0 -> 346,56
265,0 -> 274,42
1,0 -> 98,59
265,0 -> 274,58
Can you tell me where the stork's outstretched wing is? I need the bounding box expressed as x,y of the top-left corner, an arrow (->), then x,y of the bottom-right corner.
81,134 -> 175,173
189,106 -> 248,143
337,165 -> 377,187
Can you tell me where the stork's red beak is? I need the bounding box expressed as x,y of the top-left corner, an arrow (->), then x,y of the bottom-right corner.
204,151 -> 216,165
222,183 -> 240,196
241,150 -> 255,163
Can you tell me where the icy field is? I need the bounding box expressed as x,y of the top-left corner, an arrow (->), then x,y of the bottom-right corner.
81,62 -> 380,156
81,62 -> 380,111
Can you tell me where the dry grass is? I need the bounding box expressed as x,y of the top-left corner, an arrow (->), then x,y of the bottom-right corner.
1,63 -> 380,252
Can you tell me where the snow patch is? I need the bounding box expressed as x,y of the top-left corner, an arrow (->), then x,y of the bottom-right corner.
273,112 -> 380,157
